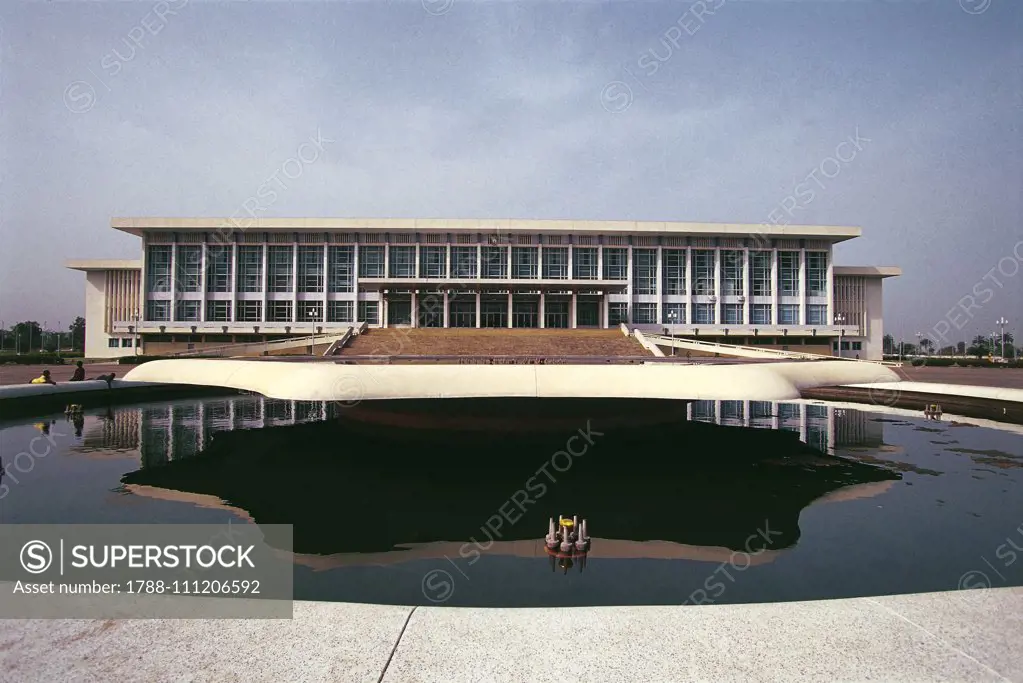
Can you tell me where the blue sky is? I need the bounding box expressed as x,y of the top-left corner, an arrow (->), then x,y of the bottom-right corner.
0,0 -> 1019,344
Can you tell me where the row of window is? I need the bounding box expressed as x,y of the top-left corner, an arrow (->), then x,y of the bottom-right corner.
145,246 -> 828,295
144,299 -> 381,325
107,338 -> 134,348
617,303 -> 830,326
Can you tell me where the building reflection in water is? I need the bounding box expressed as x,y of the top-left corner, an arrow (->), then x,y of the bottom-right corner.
70,396 -> 886,463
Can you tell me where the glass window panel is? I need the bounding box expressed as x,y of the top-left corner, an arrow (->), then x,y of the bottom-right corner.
632,249 -> 657,295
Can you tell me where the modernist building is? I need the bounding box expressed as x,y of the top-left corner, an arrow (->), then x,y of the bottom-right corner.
68,218 -> 899,359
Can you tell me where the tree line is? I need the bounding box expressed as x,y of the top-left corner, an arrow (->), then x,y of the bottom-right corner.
883,332 -> 1016,359
0,318 -> 85,353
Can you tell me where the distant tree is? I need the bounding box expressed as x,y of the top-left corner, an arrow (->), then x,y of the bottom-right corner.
10,321 -> 43,353
883,334 -> 895,355
69,317 -> 86,351
919,338 -> 934,354
969,335 -> 990,359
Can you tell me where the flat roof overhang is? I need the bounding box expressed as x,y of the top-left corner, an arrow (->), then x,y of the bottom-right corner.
111,217 -> 861,243
66,259 -> 142,272
833,266 -> 902,278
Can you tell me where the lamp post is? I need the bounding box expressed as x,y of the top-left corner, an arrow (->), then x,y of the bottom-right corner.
996,317 -> 1008,361
667,309 -> 677,356
834,313 -> 846,358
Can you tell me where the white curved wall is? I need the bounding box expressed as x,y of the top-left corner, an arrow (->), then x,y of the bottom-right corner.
122,359 -> 901,403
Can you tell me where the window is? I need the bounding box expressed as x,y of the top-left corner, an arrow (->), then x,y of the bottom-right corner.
632,249 -> 657,295
359,246 -> 385,278
449,301 -> 476,328
721,250 -> 744,296
603,248 -> 627,280
206,300 -> 231,322
693,303 -> 715,324
146,245 -> 172,292
481,246 -> 508,278
268,246 -> 294,292
121,338 -> 133,348
451,247 -> 477,278
573,247 -> 598,280
328,246 -> 354,293
778,251 -> 800,295
237,246 -> 263,293
541,247 -> 568,279
420,247 -> 447,279
175,246 -> 202,292
297,301 -> 322,322
751,304 -> 772,325
146,300 -> 170,322
267,301 -> 293,322
358,301 -> 379,325
608,302 -> 628,325
662,249 -> 686,294
633,303 -> 657,324
692,250 -> 715,295
327,301 -> 354,323
512,247 -> 538,279
297,246 -> 324,293
237,301 -> 262,322
174,300 -> 200,322
723,303 -> 744,325
108,338 -> 120,348
662,303 -> 686,324
806,252 -> 827,296
806,304 -> 828,325
389,246 -> 415,278
205,247 -> 232,292
852,341 -> 862,351
778,304 -> 800,325
750,251 -> 772,296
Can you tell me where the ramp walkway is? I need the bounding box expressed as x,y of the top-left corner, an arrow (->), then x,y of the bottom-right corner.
643,333 -> 902,366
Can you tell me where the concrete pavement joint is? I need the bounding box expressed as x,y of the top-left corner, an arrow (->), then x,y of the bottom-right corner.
863,597 -> 1011,683
377,606 -> 417,683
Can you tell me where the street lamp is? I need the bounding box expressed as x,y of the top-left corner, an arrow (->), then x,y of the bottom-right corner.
996,317 -> 1008,361
666,309 -> 678,356
834,313 -> 846,358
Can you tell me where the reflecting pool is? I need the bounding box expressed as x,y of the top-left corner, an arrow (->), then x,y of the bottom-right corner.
1,394 -> 1020,607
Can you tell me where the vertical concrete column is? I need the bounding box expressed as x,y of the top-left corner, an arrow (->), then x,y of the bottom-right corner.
322,240 -> 329,325
656,246 -> 663,324
411,290 -> 417,328
443,290 -> 450,328
538,242 -> 544,281
570,291 -> 578,328
199,238 -> 207,323
771,249 -> 779,325
170,238 -> 178,323
799,247 -> 807,325
742,248 -> 750,326
384,243 -> 390,278
596,245 -> 603,281
291,241 -> 299,324
713,247 -> 722,326
626,244 -> 633,324
507,291 -> 513,328
771,401 -> 780,431
602,293 -> 609,329
445,244 -> 451,279
230,241 -> 238,323
539,291 -> 546,329
715,400 -> 722,426
685,247 -> 693,325
475,291 -> 481,328
260,239 -> 268,323
414,243 -> 420,279
567,244 -> 574,281
743,399 -> 750,428
826,246 -> 835,325
476,244 -> 481,280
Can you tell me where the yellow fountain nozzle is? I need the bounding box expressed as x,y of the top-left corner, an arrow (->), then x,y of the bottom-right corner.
560,519 -> 575,527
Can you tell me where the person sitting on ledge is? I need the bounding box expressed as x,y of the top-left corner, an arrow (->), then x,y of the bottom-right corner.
69,361 -> 86,381
30,370 -> 56,385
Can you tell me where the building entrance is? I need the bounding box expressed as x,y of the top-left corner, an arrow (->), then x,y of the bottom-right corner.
387,298 -> 412,326
512,298 -> 538,328
544,300 -> 569,328
577,300 -> 600,327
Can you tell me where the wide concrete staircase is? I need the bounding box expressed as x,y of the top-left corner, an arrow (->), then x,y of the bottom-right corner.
340,328 -> 649,357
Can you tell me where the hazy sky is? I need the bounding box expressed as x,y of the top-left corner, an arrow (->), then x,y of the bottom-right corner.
1,0 -> 1020,345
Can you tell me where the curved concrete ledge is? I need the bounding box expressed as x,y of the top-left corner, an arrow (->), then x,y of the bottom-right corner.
122,359 -> 901,402
0,379 -> 163,400
1,587 -> 1019,682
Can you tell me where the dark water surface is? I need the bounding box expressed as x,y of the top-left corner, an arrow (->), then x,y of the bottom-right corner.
1,395 -> 1020,607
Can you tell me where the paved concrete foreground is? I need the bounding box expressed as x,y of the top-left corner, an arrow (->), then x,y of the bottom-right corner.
1,588 -> 1020,682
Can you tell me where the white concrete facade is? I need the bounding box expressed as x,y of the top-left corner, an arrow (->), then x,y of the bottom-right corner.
66,260 -> 143,358
67,219 -> 900,359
